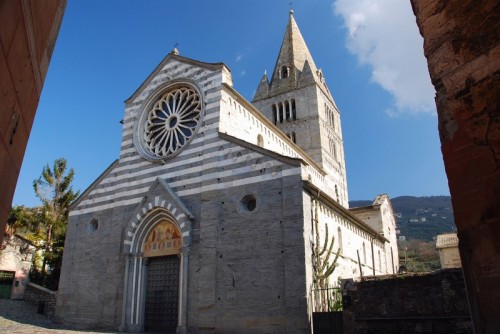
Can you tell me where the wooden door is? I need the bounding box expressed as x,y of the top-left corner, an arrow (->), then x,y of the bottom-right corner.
145,255 -> 179,333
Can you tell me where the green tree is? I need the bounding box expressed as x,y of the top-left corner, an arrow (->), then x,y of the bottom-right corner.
4,206 -> 44,243
398,239 -> 440,272
5,205 -> 29,239
33,158 -> 79,275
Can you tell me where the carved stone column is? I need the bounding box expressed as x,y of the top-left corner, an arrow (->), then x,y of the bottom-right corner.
177,246 -> 190,334
128,253 -> 145,333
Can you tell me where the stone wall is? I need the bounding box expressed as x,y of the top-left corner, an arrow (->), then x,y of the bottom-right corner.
24,282 -> 57,318
410,1 -> 500,332
342,269 -> 472,334
438,247 -> 462,269
186,170 -> 308,334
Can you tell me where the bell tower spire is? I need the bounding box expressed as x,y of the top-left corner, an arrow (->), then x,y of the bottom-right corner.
252,11 -> 349,206
265,10 -> 318,95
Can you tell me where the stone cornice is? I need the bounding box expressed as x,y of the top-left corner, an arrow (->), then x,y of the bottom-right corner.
303,180 -> 388,243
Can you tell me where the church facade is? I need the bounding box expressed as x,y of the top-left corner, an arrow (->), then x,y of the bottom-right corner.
56,11 -> 398,333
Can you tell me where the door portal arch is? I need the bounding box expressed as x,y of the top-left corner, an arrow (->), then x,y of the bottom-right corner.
122,206 -> 191,333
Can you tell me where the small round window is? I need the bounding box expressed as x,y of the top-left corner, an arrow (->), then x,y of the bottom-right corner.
87,219 -> 98,232
240,194 -> 257,212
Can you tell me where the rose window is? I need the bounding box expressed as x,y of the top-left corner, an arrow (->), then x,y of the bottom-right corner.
143,85 -> 202,158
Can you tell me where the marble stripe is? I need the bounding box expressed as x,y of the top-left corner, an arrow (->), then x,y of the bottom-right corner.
119,130 -> 219,163
69,167 -> 301,216
90,144 -> 251,196
78,156 -> 281,207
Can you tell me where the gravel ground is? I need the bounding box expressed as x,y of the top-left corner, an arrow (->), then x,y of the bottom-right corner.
0,299 -> 119,334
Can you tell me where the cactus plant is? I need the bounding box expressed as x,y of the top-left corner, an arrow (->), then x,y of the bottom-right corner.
312,200 -> 341,311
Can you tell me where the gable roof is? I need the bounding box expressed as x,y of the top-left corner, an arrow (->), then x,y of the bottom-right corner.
125,50 -> 229,105
219,132 -> 304,167
69,159 -> 119,211
122,177 -> 195,253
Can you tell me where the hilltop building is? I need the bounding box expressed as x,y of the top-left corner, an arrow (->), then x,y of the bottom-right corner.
56,11 -> 398,333
436,233 -> 461,269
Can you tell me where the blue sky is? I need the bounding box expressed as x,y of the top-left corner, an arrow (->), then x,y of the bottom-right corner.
13,0 -> 449,207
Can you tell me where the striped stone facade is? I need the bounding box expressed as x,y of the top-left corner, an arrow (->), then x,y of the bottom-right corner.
56,12 -> 398,334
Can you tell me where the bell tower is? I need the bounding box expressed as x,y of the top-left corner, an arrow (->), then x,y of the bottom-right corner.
252,10 -> 349,206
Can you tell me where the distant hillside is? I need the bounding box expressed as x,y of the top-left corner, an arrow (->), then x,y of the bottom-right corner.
350,196 -> 456,241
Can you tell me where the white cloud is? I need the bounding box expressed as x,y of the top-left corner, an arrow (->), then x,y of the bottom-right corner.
333,0 -> 436,114
235,52 -> 244,62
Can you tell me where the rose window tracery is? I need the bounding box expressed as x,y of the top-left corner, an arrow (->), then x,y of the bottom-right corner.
143,85 -> 202,158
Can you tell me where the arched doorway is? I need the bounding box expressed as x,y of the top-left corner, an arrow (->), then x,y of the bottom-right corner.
145,255 -> 179,332
143,220 -> 182,332
122,206 -> 191,334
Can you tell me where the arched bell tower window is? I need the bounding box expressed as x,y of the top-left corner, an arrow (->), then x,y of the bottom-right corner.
271,99 -> 297,124
278,102 -> 284,123
272,104 -> 277,125
284,100 -> 291,120
280,65 -> 290,79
